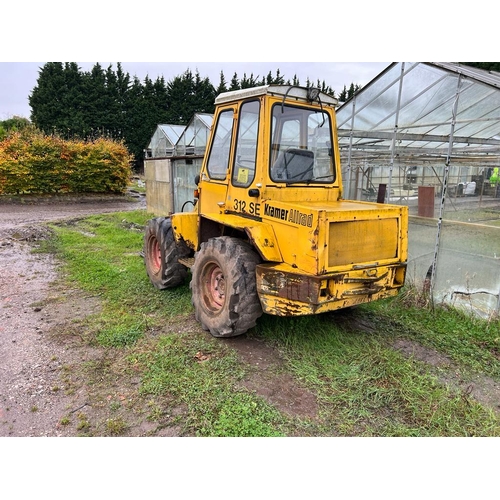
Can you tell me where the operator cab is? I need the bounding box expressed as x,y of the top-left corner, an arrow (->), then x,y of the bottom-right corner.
204,85 -> 339,189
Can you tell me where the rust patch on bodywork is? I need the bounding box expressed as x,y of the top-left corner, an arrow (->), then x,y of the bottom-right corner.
257,267 -> 321,305
255,263 -> 407,317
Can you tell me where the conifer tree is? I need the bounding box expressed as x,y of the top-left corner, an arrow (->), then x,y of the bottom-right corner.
29,62 -> 67,134
273,69 -> 285,85
114,63 -> 131,137
215,71 -> 228,96
192,71 -> 216,114
166,69 -> 196,124
241,73 -> 260,89
60,62 -> 86,136
121,75 -> 148,164
28,62 -> 349,169
102,64 -> 121,134
229,72 -> 240,91
83,63 -> 109,137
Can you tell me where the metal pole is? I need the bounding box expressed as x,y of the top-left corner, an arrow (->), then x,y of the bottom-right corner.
387,62 -> 406,203
429,74 -> 463,302
346,93 -> 357,199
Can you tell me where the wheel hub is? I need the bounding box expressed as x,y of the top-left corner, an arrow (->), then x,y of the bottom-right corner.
203,263 -> 225,310
148,236 -> 162,274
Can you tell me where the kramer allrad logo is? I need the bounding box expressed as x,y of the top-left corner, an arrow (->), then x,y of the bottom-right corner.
264,204 -> 313,227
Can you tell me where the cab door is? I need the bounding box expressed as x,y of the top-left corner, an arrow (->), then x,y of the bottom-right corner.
226,99 -> 262,219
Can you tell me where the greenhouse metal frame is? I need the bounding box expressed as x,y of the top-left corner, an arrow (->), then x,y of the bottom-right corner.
337,62 -> 500,317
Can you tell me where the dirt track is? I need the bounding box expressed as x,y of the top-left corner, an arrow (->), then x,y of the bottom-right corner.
0,195 -> 146,436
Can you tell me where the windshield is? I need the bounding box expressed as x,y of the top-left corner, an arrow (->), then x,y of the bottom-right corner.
269,103 -> 335,184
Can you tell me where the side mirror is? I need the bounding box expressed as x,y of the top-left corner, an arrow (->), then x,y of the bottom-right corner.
194,174 -> 200,185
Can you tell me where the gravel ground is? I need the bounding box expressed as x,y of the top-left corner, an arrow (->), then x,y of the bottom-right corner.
0,195 -> 145,436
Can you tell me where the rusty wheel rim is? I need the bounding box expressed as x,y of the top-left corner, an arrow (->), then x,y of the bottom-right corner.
202,262 -> 226,312
147,235 -> 162,275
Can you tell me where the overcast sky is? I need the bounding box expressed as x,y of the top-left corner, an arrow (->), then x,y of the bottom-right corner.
0,61 -> 391,120
0,2 -> 487,121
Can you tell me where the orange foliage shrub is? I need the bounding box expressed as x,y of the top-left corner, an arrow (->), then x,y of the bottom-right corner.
0,129 -> 133,195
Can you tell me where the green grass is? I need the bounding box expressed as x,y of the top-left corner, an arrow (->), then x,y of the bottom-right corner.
252,310 -> 500,436
43,210 -> 500,437
371,288 -> 500,377
46,211 -> 192,346
134,333 -> 284,436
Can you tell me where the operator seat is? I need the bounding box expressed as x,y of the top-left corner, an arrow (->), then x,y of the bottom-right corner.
272,148 -> 314,181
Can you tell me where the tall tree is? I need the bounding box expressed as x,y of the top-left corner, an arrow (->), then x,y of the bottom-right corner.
82,63 -> 109,137
192,71 -> 216,113
153,75 -> 169,123
215,71 -> 228,96
29,62 -> 67,134
240,73 -> 259,89
165,69 -> 195,124
273,69 -> 285,85
60,62 -> 86,136
114,62 -> 131,137
461,62 -> 500,72
339,83 -> 361,101
122,75 -> 147,164
102,64 -> 121,134
28,63 -> 345,168
165,69 -> 214,124
229,72 -> 240,91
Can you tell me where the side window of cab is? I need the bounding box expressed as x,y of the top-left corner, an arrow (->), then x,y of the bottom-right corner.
207,109 -> 234,180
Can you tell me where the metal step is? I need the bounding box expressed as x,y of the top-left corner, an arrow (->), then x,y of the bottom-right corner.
178,257 -> 195,269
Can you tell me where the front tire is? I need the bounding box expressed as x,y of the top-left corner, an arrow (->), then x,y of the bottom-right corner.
191,237 -> 263,337
143,217 -> 189,289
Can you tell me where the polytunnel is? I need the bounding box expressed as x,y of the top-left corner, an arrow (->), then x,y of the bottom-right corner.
336,62 -> 500,317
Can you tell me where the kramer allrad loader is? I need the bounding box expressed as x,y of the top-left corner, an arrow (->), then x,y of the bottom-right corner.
144,85 -> 408,337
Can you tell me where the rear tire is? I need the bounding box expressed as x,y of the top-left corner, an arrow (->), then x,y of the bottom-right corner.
191,237 -> 263,337
143,217 -> 189,289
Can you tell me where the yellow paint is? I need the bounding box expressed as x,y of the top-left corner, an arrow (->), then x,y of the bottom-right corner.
171,211 -> 198,250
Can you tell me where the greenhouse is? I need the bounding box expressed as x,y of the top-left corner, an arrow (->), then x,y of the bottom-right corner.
144,113 -> 213,214
337,62 -> 500,317
145,124 -> 185,158
175,113 -> 214,156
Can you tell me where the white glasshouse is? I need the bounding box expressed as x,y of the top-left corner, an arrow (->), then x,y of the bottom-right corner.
144,113 -> 213,215
145,124 -> 185,158
336,62 -> 500,317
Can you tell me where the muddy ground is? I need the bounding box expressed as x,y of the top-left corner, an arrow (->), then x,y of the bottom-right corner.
1,194 -> 499,437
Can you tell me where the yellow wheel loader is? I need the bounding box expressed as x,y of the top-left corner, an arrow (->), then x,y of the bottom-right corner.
144,85 -> 408,337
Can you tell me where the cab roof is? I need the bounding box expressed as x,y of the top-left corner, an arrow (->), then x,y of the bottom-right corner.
215,85 -> 338,107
